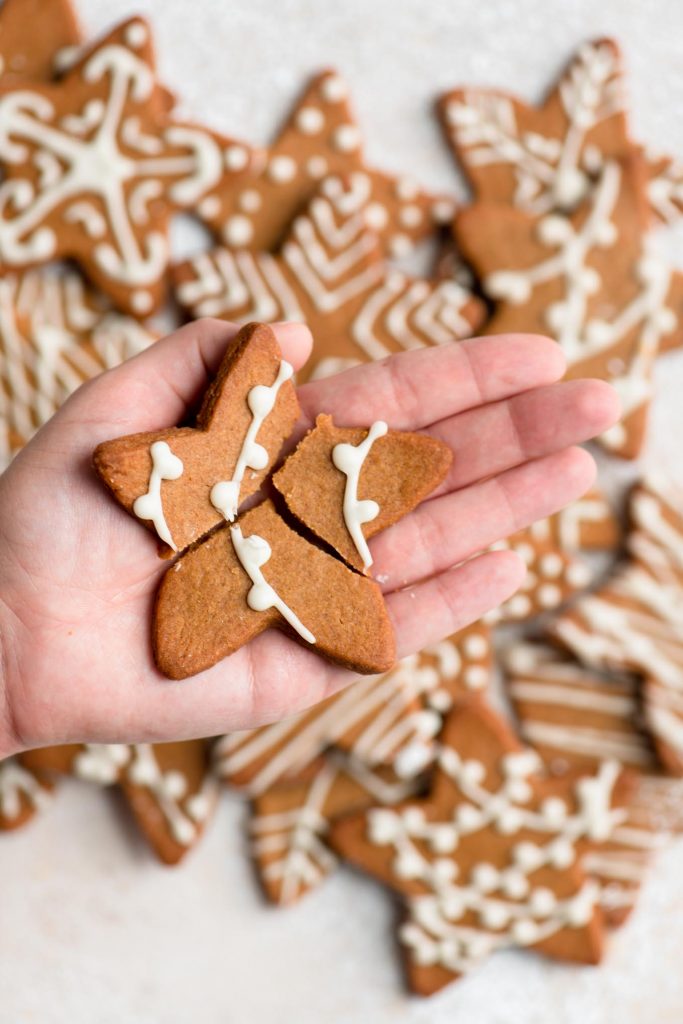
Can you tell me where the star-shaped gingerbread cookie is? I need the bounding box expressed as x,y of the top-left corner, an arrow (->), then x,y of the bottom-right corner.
329,700 -> 634,995
552,475 -> 683,776
0,17 -> 229,315
20,740 -> 218,864
455,157 -> 683,458
95,322 -> 451,677
439,38 -> 630,215
174,174 -> 486,382
194,69 -> 455,258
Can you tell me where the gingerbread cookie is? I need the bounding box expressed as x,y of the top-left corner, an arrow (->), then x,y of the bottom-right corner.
272,413 -> 452,572
194,69 -> 455,258
250,753 -> 421,906
0,268 -> 154,468
155,498 -> 395,677
174,174 -> 486,383
456,157 -> 683,457
439,38 -> 629,214
216,653 -> 450,795
20,741 -> 217,864
553,476 -> 683,776
505,642 -> 656,774
329,700 -> 633,995
95,322 -> 298,554
0,756 -> 53,831
0,17 -> 227,315
505,642 -> 667,925
0,0 -> 82,85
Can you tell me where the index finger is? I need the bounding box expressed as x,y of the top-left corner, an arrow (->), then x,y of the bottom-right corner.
296,333 -> 566,432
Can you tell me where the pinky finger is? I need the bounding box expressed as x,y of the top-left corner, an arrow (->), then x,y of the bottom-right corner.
387,550 -> 526,657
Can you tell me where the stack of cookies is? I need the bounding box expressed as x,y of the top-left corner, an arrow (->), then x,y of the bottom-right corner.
1,0 -> 683,998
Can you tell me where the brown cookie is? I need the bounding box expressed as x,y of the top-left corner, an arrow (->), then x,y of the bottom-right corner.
20,741 -> 217,865
456,157 -> 683,458
194,69 -> 455,258
94,322 -> 299,555
0,17 -> 228,315
272,413 -> 452,572
0,756 -> 53,831
0,268 -> 155,469
329,700 -> 634,995
0,0 -> 82,85
154,498 -> 395,678
552,476 -> 683,774
173,174 -> 486,383
439,39 -> 630,214
250,754 -> 421,906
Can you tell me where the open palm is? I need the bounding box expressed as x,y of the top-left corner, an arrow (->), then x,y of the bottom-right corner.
0,320 -> 619,758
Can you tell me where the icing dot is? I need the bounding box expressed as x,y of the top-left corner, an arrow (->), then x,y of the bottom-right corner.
463,634 -> 487,659
584,318 -> 613,347
430,824 -> 457,854
464,665 -> 488,690
511,918 -> 540,945
296,106 -> 325,134
389,233 -> 412,259
486,271 -> 530,305
441,890 -> 466,921
400,204 -> 423,228
307,156 -> 328,179
548,837 -> 575,869
396,177 -> 419,201
223,215 -> 253,246
538,583 -> 562,608
595,220 -> 618,247
566,562 -> 591,588
403,806 -> 426,831
131,289 -> 153,313
433,858 -> 457,883
461,759 -> 486,785
580,267 -> 601,294
268,155 -> 297,183
333,124 -> 361,152
530,887 -> 557,916
125,21 -> 148,48
540,797 -> 567,825
513,841 -> 544,872
551,167 -> 588,208
479,901 -> 510,930
321,75 -> 348,102
224,145 -> 249,171
471,862 -> 499,893
199,195 -> 221,219
505,594 -> 532,619
455,803 -> 481,831
537,214 -> 573,246
365,202 -> 388,231
432,199 -> 456,224
239,189 -> 262,213
501,869 -> 529,899
163,770 -> 187,800
368,808 -> 400,844
540,553 -> 563,578
396,849 -> 424,879
495,805 -> 524,834
514,542 -> 535,566
504,778 -> 532,804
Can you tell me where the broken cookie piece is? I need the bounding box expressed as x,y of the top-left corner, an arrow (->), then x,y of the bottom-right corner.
273,413 -> 452,572
94,322 -> 299,555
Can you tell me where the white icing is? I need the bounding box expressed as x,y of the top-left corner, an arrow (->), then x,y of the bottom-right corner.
133,441 -> 184,551
332,420 -> 387,569
446,40 -> 624,215
0,37 -> 222,306
296,106 -> 324,135
230,526 -> 316,644
210,360 -> 293,522
366,746 -> 625,975
0,759 -> 51,820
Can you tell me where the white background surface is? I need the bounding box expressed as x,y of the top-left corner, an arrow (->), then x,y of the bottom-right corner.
2,1 -> 683,1021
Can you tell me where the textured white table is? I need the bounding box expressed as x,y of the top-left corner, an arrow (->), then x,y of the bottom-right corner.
2,1 -> 683,1021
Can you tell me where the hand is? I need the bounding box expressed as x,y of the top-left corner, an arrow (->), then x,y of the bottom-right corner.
0,320 -> 619,757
